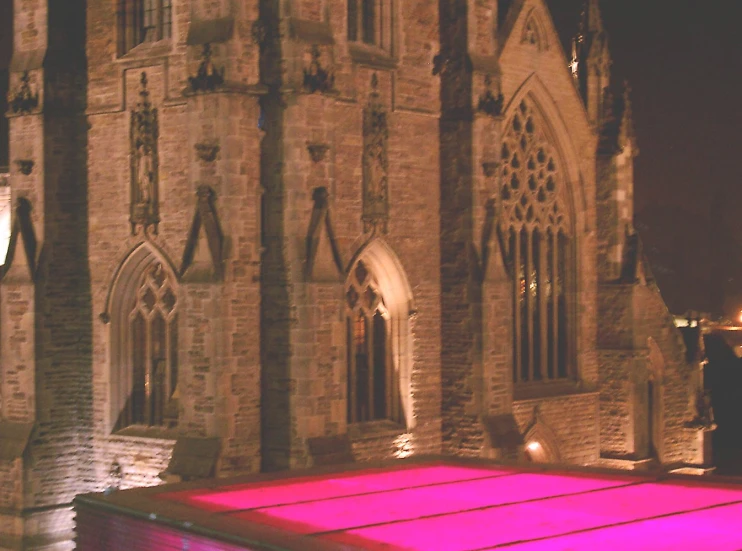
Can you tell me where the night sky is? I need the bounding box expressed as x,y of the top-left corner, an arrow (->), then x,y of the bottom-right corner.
547,0 -> 742,318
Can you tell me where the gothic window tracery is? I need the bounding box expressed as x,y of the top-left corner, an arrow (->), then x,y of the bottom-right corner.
500,99 -> 571,383
117,0 -> 172,56
346,260 -> 392,423
122,262 -> 179,429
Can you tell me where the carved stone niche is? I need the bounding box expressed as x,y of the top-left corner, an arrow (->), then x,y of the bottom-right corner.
362,73 -> 389,234
303,45 -> 334,94
195,142 -> 220,163
306,142 -> 330,163
477,75 -> 504,118
9,72 -> 39,115
188,43 -> 225,93
130,72 -> 160,235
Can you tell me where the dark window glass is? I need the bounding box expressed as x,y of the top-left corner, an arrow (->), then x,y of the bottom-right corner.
362,0 -> 376,44
503,99 -> 570,383
373,312 -> 386,419
118,0 -> 171,56
122,263 -> 178,429
347,0 -> 358,41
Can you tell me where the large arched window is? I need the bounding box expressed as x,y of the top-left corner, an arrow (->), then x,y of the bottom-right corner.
499,98 -> 571,383
110,249 -> 179,431
346,260 -> 392,423
117,0 -> 172,56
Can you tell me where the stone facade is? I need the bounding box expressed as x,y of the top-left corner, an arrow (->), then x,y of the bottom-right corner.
0,0 -> 710,549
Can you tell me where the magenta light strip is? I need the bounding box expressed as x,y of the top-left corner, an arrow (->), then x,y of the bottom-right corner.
160,465 -> 511,512
496,501 -> 742,551
321,482 -> 742,551
231,472 -> 637,535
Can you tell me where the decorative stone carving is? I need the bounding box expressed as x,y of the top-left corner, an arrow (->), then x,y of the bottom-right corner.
195,142 -> 220,163
477,75 -> 504,117
303,46 -> 334,94
180,185 -> 224,281
3,197 -> 38,282
305,187 -> 343,280
130,72 -> 160,235
306,142 -> 330,163
108,459 -> 123,491
188,44 -> 225,93
689,389 -> 717,430
362,73 -> 389,233
481,161 -> 499,178
9,72 -> 39,115
251,19 -> 267,46
14,159 -> 34,175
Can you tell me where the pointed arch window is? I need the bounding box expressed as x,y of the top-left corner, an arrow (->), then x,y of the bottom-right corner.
117,0 -> 172,56
346,260 -> 394,423
499,99 -> 571,383
113,260 -> 179,430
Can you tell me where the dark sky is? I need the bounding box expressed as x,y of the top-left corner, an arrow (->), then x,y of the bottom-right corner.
547,0 -> 742,318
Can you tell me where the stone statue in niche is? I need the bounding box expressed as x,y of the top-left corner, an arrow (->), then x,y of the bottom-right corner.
136,144 -> 153,204
362,73 -> 389,233
130,72 -> 160,235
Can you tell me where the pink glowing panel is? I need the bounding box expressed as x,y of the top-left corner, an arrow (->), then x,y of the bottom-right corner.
498,502 -> 742,551
322,482 -> 742,551
159,465 -> 510,512
231,472 -> 637,535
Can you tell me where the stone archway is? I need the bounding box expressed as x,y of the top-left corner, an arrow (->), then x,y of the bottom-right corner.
522,408 -> 562,463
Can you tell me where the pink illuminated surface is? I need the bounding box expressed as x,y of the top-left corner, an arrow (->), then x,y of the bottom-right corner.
158,463 -> 742,550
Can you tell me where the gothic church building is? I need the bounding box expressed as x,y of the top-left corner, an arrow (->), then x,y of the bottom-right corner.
0,0 -> 713,548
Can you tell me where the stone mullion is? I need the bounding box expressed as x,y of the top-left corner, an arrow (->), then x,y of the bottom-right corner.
348,314 -> 357,424
513,228 -> 521,383
366,312 -> 375,421
538,230 -> 548,380
165,309 -> 173,409
561,234 -> 571,378
551,230 -> 559,379
128,319 -> 136,426
145,310 -> 153,425
526,228 -> 534,382
386,315 -> 395,421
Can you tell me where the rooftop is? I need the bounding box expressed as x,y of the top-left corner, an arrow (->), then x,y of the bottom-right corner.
75,458 -> 742,550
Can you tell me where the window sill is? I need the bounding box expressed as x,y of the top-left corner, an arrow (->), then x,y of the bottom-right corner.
513,380 -> 597,402
111,425 -> 179,442
348,42 -> 397,70
117,39 -> 173,63
348,419 -> 407,440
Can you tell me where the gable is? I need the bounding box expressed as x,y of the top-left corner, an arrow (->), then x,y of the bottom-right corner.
497,0 -> 596,233
498,0 -> 591,147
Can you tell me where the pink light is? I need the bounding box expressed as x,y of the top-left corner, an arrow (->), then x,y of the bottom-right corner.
495,502 -> 742,551
154,464 -> 742,551
231,472 -> 637,535
322,481 -> 742,551
160,464 -> 509,512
